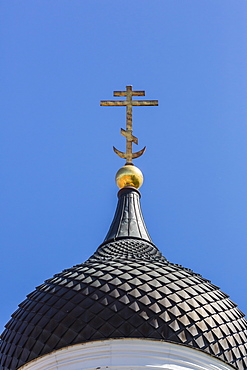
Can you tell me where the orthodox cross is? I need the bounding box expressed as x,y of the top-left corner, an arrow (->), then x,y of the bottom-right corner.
100,85 -> 158,164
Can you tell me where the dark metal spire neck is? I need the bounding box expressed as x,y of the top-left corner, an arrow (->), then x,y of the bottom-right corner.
103,186 -> 152,244
89,186 -> 166,262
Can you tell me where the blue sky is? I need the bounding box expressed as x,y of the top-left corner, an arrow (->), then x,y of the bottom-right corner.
0,1 -> 247,333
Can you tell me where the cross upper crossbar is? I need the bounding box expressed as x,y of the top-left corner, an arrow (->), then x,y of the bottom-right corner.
100,85 -> 158,164
114,90 -> 145,97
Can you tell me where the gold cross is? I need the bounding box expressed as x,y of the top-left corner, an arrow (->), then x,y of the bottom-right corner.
100,85 -> 158,164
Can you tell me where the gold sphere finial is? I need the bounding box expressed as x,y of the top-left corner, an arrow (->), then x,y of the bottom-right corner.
115,165 -> 144,189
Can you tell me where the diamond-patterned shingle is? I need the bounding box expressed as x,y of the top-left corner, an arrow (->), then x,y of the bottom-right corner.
1,245 -> 247,370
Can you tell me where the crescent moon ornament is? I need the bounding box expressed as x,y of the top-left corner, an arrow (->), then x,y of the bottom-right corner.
113,146 -> 146,161
100,85 -> 158,165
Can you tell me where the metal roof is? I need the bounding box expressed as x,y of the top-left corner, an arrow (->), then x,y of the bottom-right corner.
1,187 -> 247,370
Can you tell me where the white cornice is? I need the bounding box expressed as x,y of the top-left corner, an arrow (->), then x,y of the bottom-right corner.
19,338 -> 234,370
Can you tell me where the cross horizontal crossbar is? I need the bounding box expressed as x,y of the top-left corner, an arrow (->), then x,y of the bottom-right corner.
100,100 -> 158,106
114,91 -> 145,97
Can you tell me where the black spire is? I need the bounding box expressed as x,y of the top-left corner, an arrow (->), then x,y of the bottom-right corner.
104,186 -> 152,244
89,186 -> 167,262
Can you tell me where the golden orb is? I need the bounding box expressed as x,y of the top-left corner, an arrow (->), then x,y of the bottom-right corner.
115,165 -> 144,189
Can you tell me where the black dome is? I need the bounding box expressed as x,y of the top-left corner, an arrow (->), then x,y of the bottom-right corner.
1,187 -> 247,370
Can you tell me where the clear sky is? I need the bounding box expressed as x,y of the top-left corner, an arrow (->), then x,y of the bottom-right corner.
0,1 -> 247,333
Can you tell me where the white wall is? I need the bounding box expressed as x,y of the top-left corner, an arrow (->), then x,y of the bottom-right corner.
19,338 -> 233,370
